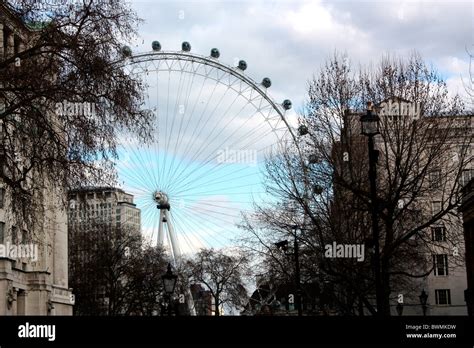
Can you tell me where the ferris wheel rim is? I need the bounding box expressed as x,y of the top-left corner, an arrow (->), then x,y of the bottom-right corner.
114,45 -> 300,258
113,49 -> 298,143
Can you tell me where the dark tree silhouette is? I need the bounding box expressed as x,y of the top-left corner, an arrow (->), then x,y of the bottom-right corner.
241,52 -> 472,315
186,248 -> 250,316
0,1 -> 151,227
69,221 -> 168,315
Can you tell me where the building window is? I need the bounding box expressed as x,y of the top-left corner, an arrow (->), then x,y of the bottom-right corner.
458,144 -> 471,158
11,226 -> 17,244
460,169 -> 473,187
22,229 -> 27,244
433,254 -> 448,276
0,222 -> 4,244
0,188 -> 4,209
431,201 -> 442,215
435,289 -> 451,305
429,169 -> 442,189
431,226 -> 446,242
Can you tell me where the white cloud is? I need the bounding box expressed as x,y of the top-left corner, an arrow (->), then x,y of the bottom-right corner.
123,0 -> 473,252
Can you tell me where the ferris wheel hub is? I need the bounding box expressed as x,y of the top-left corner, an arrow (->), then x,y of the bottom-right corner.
154,190 -> 170,210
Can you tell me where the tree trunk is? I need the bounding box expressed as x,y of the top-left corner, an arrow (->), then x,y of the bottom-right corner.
214,296 -> 220,316
358,296 -> 364,316
380,222 -> 394,316
381,256 -> 392,316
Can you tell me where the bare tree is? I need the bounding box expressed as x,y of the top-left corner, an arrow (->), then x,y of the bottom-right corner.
186,248 -> 250,316
69,221 -> 168,315
0,1 -> 151,227
241,52 -> 472,316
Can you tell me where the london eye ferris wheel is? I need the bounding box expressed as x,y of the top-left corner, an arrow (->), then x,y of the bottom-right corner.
116,41 -> 297,262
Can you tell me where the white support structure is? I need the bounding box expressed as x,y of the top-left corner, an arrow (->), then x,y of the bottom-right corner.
164,210 -> 180,261
158,209 -> 165,245
155,191 -> 196,316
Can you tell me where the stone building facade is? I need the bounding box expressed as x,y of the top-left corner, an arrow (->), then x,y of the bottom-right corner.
340,98 -> 472,315
0,3 -> 73,315
460,178 -> 474,315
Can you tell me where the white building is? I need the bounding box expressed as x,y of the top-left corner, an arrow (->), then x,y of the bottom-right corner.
342,98 -> 472,315
68,187 -> 141,235
67,187 -> 141,314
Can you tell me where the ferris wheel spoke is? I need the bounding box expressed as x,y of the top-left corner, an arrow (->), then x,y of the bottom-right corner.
172,182 -> 262,198
198,118 -> 273,176
173,73 -> 222,163
172,66 -> 244,162
173,171 -> 262,198
194,200 -> 253,214
141,85 -> 162,191
173,191 -> 267,198
170,121 -> 273,194
166,72 -> 210,183
143,91 -> 162,190
173,100 -> 272,181
170,84 -> 235,185
177,207 -> 234,247
117,48 -> 293,258
169,152 -> 264,196
182,84 -> 249,166
160,71 -> 172,185
169,96 -> 252,190
172,208 -> 227,250
165,66 -> 198,185
131,142 -> 159,191
164,61 -> 193,186
168,213 -> 198,255
179,208 -> 242,246
120,144 -> 158,192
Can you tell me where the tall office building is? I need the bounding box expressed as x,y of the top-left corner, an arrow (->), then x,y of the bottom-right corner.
67,187 -> 141,315
68,187 -> 141,235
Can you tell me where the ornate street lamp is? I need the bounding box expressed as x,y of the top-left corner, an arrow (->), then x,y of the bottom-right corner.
161,263 -> 177,316
275,225 -> 303,316
360,102 -> 380,136
162,263 -> 178,295
419,289 -> 428,316
274,240 -> 289,254
360,102 -> 384,315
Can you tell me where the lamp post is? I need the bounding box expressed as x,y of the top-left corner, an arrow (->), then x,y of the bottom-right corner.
360,102 -> 383,316
161,263 -> 177,316
275,225 -> 303,316
396,302 -> 404,316
419,289 -> 428,316
293,226 -> 303,317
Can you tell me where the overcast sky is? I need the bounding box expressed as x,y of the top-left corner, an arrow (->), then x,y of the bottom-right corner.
119,0 -> 473,254
128,0 -> 473,110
